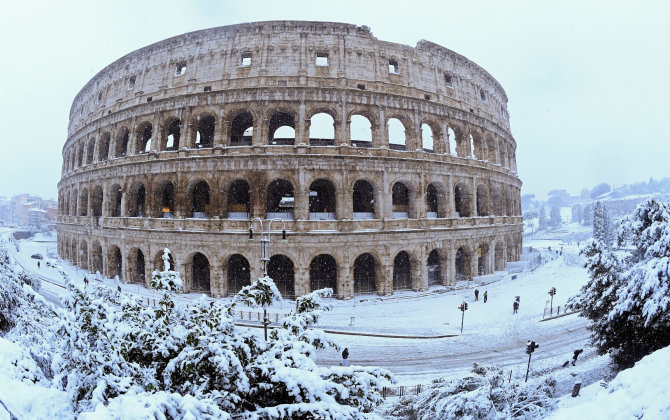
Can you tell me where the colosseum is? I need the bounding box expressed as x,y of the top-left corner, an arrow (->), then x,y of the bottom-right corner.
57,21 -> 523,299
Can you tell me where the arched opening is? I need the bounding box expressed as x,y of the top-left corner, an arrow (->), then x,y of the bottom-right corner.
227,254 -> 250,296
392,182 -> 409,219
78,189 -> 88,216
309,112 -> 335,146
455,247 -> 471,281
350,114 -> 372,148
476,185 -> 489,216
157,181 -> 175,218
309,179 -> 336,220
191,181 -> 210,218
191,253 -> 210,292
90,186 -> 103,217
387,118 -> 406,150
309,254 -> 337,294
195,115 -> 215,148
230,111 -> 253,146
427,249 -> 441,286
115,127 -> 129,158
91,242 -> 102,274
163,118 -> 181,151
268,254 -> 294,298
393,251 -> 412,290
353,253 -> 377,294
110,185 -> 122,217
154,250 -> 175,272
76,145 -> 84,167
266,179 -> 294,220
269,111 -> 295,145
87,139 -> 95,164
426,184 -> 438,218
129,248 -> 145,284
109,246 -> 123,280
492,188 -> 502,216
128,183 -> 146,217
421,123 -> 434,152
454,183 -> 471,217
137,122 -> 152,153
228,180 -> 250,219
99,133 -> 110,161
353,180 -> 375,219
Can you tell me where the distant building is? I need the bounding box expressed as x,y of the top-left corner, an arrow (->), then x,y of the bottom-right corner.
0,194 -> 57,229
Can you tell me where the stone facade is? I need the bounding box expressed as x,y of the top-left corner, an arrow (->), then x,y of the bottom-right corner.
57,21 -> 523,299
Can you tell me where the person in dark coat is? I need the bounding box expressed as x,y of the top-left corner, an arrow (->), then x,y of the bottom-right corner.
572,349 -> 583,365
83,276 -> 89,287
342,348 -> 350,366
474,288 -> 479,301
483,291 -> 488,303
513,301 -> 519,314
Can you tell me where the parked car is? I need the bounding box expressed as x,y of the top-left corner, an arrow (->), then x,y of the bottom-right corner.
30,253 -> 43,260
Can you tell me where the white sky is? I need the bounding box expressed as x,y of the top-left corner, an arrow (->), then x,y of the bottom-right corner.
1,0 -> 668,201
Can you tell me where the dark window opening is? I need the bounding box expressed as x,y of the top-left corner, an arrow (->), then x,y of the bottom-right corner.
427,184 -> 438,215
357,84 -> 366,90
129,184 -> 146,217
389,59 -> 399,74
129,76 -> 136,89
268,255 -> 294,298
267,179 -> 294,219
455,247 -> 470,280
353,180 -> 375,217
269,112 -> 295,145
159,182 -> 175,217
146,97 -> 152,102
165,119 -> 181,151
316,52 -> 329,66
424,94 -> 431,100
139,123 -> 152,153
454,183 -> 471,217
240,53 -> 251,66
91,187 -> 103,218
309,179 -> 336,219
111,186 -> 122,217
195,115 -> 215,148
480,89 -> 486,101
428,249 -> 441,286
227,255 -> 250,295
203,86 -> 212,92
393,251 -> 411,290
444,73 -> 453,87
309,254 -> 337,294
354,253 -> 377,294
230,111 -> 253,146
191,253 -> 210,292
392,182 -> 409,217
99,133 -> 110,161
175,61 -> 186,76
132,249 -> 145,284
228,180 -> 250,219
116,129 -> 129,158
191,181 -> 210,217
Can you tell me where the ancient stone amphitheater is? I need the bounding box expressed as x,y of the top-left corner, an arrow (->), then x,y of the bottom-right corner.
57,21 -> 523,299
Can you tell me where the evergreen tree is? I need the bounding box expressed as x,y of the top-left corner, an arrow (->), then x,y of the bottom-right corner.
593,201 -> 604,241
538,206 -> 549,231
574,198 -> 670,368
571,204 -> 581,223
550,206 -> 562,229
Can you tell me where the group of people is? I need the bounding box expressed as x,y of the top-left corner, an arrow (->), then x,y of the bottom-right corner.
474,288 -> 487,303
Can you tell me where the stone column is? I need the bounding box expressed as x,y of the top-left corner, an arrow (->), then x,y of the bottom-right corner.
253,118 -> 267,146
470,247 -> 478,280
471,176 -> 478,217
414,177 -> 426,219
439,248 -> 450,285
294,266 -> 309,297
375,108 -> 387,148
415,253 -> 427,291
295,188 -> 309,220
181,108 -> 193,149
210,264 -> 224,298
448,175 -> 455,217
216,115 -> 229,148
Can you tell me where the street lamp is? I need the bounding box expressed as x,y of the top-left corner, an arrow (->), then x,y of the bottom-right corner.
248,217 -> 288,341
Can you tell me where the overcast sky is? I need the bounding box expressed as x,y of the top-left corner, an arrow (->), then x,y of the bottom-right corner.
1,0 -> 668,201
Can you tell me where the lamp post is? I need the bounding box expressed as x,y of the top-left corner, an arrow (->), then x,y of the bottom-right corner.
248,217 -> 288,341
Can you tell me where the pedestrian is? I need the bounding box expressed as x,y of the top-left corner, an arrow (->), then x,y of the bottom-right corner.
483,290 -> 488,303
83,276 -> 89,287
37,261 -> 40,269
474,288 -> 479,301
571,349 -> 583,366
341,348 -> 350,367
513,301 -> 519,314
117,285 -> 121,293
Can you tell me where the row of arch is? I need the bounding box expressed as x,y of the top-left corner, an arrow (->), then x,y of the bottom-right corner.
63,108 -> 517,174
59,176 -> 521,220
58,234 -> 522,298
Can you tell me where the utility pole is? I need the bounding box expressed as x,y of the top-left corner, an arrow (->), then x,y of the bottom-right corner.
249,217 -> 287,341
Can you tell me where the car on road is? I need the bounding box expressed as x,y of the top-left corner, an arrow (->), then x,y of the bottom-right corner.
30,253 -> 44,260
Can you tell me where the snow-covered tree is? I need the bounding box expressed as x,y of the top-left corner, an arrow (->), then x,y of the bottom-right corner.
52,261 -> 392,417
549,206 -> 562,229
381,364 -> 556,419
593,201 -> 615,246
574,198 -> 670,368
582,202 -> 593,226
538,206 -> 549,231
571,204 -> 582,224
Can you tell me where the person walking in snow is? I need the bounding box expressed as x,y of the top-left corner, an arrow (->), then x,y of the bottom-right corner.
572,349 -> 583,366
483,290 -> 488,303
513,300 -> 519,314
474,288 -> 479,301
83,276 -> 89,287
341,348 -> 350,367
37,261 -> 40,269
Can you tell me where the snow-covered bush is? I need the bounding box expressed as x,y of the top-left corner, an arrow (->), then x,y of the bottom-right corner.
575,198 -> 670,368
382,364 -> 555,420
52,264 -> 392,417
